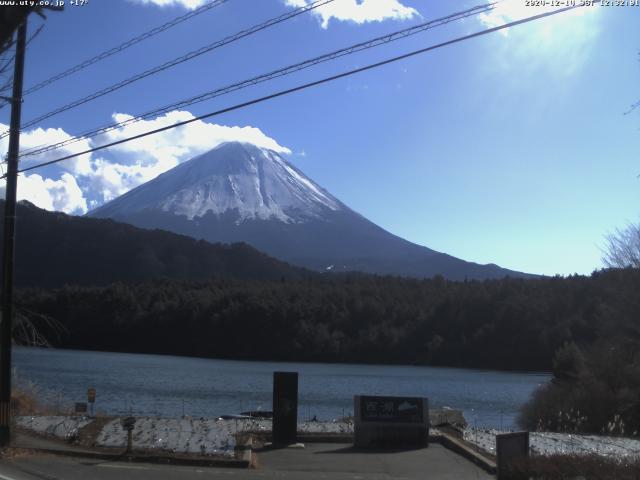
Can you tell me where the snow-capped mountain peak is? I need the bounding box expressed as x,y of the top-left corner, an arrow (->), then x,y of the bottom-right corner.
92,142 -> 342,223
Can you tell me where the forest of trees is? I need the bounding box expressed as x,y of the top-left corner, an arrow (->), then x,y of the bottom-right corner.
0,200 -> 309,287
14,267 -> 640,372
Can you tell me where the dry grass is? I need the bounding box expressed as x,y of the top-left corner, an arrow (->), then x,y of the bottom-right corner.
11,383 -> 71,417
11,387 -> 43,416
0,447 -> 35,460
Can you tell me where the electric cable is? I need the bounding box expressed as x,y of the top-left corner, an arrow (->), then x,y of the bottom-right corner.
19,2 -> 496,158
0,0 -> 336,138
0,0 -> 229,96
9,2 -> 594,179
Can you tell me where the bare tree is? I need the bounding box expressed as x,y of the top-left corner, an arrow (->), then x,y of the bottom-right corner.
602,222 -> 640,268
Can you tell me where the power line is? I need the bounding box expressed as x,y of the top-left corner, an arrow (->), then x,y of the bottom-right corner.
624,99 -> 639,115
0,51 -> 16,77
0,24 -> 45,107
18,2 -> 496,159
0,78 -> 12,95
0,0 -> 229,97
0,0 -> 336,139
10,2 -> 593,179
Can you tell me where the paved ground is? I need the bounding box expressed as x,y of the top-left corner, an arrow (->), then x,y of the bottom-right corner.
0,443 -> 493,479
256,442 -> 493,479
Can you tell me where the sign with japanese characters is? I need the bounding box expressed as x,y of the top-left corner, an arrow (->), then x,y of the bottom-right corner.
359,395 -> 423,423
354,395 -> 429,448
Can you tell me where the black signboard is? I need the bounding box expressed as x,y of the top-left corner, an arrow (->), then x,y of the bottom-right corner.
497,432 -> 529,480
359,395 -> 423,423
272,371 -> 298,445
75,402 -> 87,413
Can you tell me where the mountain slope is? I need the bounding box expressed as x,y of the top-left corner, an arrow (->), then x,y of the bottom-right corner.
0,200 -> 309,288
95,142 -> 342,224
91,142 -> 534,280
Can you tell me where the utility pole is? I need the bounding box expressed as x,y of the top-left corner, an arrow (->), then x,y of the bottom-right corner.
0,18 -> 27,447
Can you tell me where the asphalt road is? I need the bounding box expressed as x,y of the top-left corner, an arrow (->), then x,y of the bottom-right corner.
0,443 -> 493,479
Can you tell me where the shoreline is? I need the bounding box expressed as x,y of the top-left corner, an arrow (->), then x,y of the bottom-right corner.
14,345 -> 553,376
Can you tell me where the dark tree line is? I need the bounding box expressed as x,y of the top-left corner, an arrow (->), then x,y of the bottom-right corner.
14,268 -> 640,372
0,200 -> 309,288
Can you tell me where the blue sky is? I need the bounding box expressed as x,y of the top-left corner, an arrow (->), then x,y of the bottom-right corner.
0,0 -> 638,276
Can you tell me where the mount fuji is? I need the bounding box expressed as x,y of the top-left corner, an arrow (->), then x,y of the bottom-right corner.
89,142 -> 531,280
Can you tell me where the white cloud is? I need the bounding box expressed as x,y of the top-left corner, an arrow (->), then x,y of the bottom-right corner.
17,126 -> 93,175
100,110 -> 290,159
285,0 -> 419,29
0,172 -> 87,214
1,113 -> 290,211
128,0 -> 207,9
0,123 -> 91,213
86,159 -> 144,203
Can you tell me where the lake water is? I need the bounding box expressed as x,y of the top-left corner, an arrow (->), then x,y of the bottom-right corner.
12,347 -> 550,430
